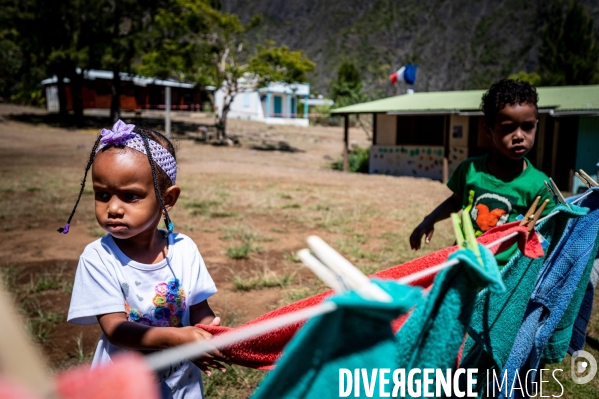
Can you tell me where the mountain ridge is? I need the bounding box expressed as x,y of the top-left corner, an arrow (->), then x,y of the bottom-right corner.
222,0 -> 599,98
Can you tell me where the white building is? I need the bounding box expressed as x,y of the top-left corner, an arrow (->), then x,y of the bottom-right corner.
214,81 -> 310,127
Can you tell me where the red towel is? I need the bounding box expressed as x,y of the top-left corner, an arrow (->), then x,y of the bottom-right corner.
198,222 -> 543,369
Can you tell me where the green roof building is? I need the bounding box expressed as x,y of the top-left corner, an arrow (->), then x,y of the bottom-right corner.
332,85 -> 599,192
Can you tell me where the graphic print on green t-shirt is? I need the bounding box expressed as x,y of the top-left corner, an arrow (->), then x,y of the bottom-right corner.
464,186 -> 519,235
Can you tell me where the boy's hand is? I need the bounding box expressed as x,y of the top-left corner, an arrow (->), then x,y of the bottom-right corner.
410,217 -> 435,250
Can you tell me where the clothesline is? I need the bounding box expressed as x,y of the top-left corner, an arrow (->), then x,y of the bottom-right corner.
146,302 -> 337,371
145,190 -> 594,372
400,190 -> 593,285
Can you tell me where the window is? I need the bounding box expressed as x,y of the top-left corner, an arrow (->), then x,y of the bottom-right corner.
396,115 -> 444,146
243,93 -> 250,108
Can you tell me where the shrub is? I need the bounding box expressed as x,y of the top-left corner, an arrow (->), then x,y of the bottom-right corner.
331,145 -> 370,173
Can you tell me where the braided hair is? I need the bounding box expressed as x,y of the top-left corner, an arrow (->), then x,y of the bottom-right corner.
58,126 -> 177,237
138,129 -> 175,236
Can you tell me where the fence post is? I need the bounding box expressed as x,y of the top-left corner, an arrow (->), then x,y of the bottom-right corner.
165,86 -> 171,139
343,114 -> 349,172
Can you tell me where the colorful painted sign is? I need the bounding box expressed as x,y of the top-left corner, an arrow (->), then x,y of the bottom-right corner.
370,145 -> 444,180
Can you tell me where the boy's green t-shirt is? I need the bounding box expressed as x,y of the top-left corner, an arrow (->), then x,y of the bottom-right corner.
447,155 -> 555,264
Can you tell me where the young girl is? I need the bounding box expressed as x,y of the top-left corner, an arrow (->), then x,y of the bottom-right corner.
64,120 -> 228,398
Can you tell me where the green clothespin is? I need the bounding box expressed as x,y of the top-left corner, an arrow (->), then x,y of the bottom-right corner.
451,213 -> 465,249
451,211 -> 483,267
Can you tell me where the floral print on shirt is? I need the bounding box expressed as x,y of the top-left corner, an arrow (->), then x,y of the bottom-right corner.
125,278 -> 186,327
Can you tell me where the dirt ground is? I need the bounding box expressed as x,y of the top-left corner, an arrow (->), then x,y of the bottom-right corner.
1,104 -> 595,398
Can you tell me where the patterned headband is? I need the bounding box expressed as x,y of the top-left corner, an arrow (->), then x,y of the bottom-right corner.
96,120 -> 177,185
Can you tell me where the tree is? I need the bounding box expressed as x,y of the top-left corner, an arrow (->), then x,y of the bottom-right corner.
96,0 -> 166,122
330,61 -> 365,108
5,0 -> 162,123
139,0 -> 315,139
539,0 -> 599,85
0,34 -> 23,101
508,71 -> 542,86
4,0 -> 105,122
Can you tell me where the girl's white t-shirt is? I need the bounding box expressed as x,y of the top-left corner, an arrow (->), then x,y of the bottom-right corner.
68,232 -> 217,399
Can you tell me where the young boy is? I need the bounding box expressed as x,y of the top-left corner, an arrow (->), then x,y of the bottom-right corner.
410,79 -> 554,264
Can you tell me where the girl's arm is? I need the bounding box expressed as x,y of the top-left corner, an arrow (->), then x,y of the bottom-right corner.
97,300 -> 228,375
189,299 -> 218,326
97,311 -> 217,351
409,194 -> 462,250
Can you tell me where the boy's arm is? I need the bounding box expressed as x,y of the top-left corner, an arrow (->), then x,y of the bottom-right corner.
409,194 -> 462,250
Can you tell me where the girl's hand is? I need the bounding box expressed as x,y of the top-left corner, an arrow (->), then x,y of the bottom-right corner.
177,319 -> 230,376
410,217 -> 435,250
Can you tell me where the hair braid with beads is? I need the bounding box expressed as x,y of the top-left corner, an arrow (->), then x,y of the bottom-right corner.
139,131 -> 174,236
57,135 -> 102,234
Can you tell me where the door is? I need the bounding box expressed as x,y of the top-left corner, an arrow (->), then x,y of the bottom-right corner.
274,96 -> 282,116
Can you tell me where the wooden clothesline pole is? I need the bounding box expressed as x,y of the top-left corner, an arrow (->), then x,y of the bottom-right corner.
0,280 -> 56,398
343,114 -> 349,172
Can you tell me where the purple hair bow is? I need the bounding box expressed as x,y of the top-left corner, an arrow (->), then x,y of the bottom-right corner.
100,120 -> 136,146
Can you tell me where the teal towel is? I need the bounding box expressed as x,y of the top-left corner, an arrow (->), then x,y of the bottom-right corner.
251,280 -> 422,399
252,245 -> 503,399
459,204 -> 588,395
396,244 -> 504,397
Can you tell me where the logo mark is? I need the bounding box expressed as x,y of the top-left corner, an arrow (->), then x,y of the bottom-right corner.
571,350 -> 597,384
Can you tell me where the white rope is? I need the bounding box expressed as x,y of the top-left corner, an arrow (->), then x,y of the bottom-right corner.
146,302 -> 337,371
146,191 -> 595,371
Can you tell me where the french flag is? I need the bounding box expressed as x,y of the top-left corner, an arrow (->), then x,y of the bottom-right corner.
390,64 -> 417,85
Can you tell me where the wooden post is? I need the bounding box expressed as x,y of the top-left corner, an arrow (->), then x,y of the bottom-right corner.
165,86 -> 171,139
0,281 -> 55,397
343,114 -> 349,172
443,115 -> 450,183
372,113 -> 377,145
536,114 -> 546,170
551,119 -> 559,178
443,157 -> 449,183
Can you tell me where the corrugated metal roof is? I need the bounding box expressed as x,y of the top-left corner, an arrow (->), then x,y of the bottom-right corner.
331,85 -> 599,115
41,69 -> 195,89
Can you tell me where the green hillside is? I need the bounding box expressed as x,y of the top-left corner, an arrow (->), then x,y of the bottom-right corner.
223,0 -> 599,97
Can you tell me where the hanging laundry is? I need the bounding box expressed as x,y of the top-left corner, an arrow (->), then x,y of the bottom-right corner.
250,244 -> 502,399
567,243 -> 599,355
199,222 -> 541,369
567,282 -> 594,355
458,203 -> 589,397
500,188 -> 599,397
396,244 -> 504,393
250,280 -> 422,399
